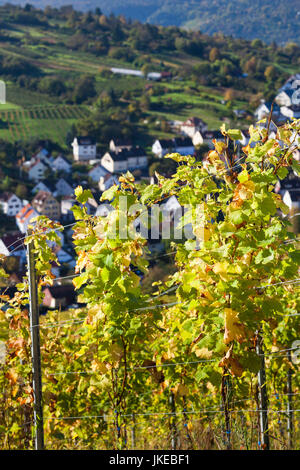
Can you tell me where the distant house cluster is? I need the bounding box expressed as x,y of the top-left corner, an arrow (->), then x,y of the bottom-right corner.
255,74 -> 300,124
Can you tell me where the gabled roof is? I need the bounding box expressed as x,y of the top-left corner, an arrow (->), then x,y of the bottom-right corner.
53,155 -> 71,165
33,179 -> 56,193
0,232 -> 25,253
0,192 -> 17,203
110,137 -> 133,147
44,285 -> 76,302
182,117 -> 207,127
106,147 -> 147,161
154,139 -> 176,149
27,158 -> 49,171
174,136 -> 193,147
16,203 -> 37,222
32,190 -> 57,205
73,136 -> 96,146
278,89 -> 295,98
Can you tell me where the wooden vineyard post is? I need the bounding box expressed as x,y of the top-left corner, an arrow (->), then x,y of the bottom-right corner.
287,351 -> 293,450
169,391 -> 178,450
256,334 -> 270,450
221,370 -> 232,450
27,233 -> 44,450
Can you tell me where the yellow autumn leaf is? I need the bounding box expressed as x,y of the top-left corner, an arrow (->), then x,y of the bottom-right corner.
109,343 -> 124,362
91,360 -> 108,374
213,261 -> 230,281
174,383 -> 189,396
194,347 -> 213,359
224,308 -> 245,344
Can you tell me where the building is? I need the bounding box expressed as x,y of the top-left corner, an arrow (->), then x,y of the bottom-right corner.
109,138 -> 133,153
26,160 -> 49,182
174,137 -> 194,156
279,74 -> 300,92
275,89 -> 295,108
71,136 -> 97,162
101,147 -> 148,173
52,155 -> 72,174
152,139 -> 176,158
0,192 -> 23,217
32,191 -> 61,220
42,285 -> 76,309
0,232 -> 25,260
180,117 -> 208,138
54,178 -> 73,197
32,180 -> 55,195
95,203 -> 114,217
16,203 -> 38,233
280,105 -> 300,120
88,164 -> 109,183
254,102 -> 281,122
99,174 -> 120,193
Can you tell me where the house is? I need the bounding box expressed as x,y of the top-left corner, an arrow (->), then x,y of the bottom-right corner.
88,164 -> 109,183
279,74 -> 300,92
174,137 -> 194,156
32,191 -> 61,220
147,72 -> 162,81
181,117 -> 208,138
282,189 -> 300,234
0,192 -> 23,217
52,155 -> 71,174
16,204 -> 38,233
152,139 -> 176,158
0,232 -> 26,262
26,160 -> 49,182
109,138 -> 133,153
99,174 -> 120,193
54,178 -> 73,197
254,101 -> 282,122
42,285 -> 76,309
233,109 -> 247,118
61,196 -> 76,221
275,89 -> 295,108
192,131 -> 205,147
280,105 -> 300,120
71,136 -> 97,162
32,180 -> 55,195
101,147 -> 148,173
32,148 -> 51,165
95,203 -> 114,217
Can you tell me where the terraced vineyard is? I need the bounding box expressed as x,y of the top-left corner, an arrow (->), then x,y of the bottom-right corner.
0,105 -> 90,146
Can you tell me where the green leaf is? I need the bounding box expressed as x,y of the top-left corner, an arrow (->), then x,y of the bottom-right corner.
277,167 -> 289,180
101,267 -> 110,283
238,170 -> 249,183
228,210 -> 244,225
227,129 -> 242,140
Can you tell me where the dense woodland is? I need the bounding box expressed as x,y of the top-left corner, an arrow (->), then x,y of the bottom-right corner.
0,0 -> 299,45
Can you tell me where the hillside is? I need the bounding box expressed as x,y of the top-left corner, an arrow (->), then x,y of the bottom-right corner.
0,3 -> 299,150
0,0 -> 299,45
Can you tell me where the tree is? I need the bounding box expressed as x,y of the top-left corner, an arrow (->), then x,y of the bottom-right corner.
72,76 -> 96,104
264,65 -> 278,82
15,184 -> 28,199
209,47 -> 220,62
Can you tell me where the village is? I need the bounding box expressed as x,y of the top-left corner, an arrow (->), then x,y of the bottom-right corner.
0,73 -> 299,311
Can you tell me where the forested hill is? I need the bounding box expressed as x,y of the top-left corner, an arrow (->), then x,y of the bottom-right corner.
0,0 -> 299,45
